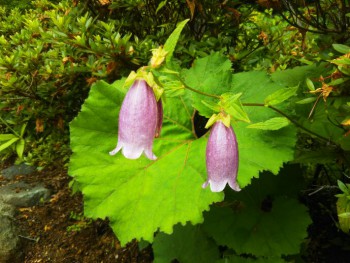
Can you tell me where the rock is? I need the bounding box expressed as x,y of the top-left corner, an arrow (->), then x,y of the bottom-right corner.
1,163 -> 35,180
0,199 -> 15,217
0,200 -> 22,263
0,181 -> 51,207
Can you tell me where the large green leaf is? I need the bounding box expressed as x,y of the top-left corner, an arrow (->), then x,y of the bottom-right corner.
203,167 -> 311,257
153,223 -> 220,263
69,80 -> 223,245
216,256 -> 286,263
230,71 -> 297,187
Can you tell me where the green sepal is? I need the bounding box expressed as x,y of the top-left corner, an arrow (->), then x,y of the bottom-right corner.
201,100 -> 221,112
220,93 -> 250,123
123,71 -> 137,88
205,113 -> 231,129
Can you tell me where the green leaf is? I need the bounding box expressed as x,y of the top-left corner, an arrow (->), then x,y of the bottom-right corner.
16,139 -> 25,159
0,134 -> 17,141
164,19 -> 189,63
305,78 -> 315,91
271,63 -> 329,87
69,80 -> 223,246
183,52 -> 232,117
0,137 -> 19,152
247,117 -> 289,130
156,0 -> 167,14
338,212 -> 350,219
203,169 -> 311,257
296,97 -> 317,104
221,93 -> 250,123
337,195 -> 350,233
331,58 -> 350,66
264,86 -> 298,106
20,123 -> 27,137
338,180 -> 349,194
216,255 -> 286,263
153,223 -> 220,263
333,44 -> 350,54
328,78 -> 348,86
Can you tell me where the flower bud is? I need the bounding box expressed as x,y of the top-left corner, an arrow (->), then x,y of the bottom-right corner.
203,121 -> 240,192
110,79 -> 162,160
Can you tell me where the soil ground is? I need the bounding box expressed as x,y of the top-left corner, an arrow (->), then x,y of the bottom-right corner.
5,164 -> 153,263
2,160 -> 350,263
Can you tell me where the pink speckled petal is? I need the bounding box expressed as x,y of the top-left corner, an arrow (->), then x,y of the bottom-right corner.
110,79 -> 161,160
204,121 -> 240,192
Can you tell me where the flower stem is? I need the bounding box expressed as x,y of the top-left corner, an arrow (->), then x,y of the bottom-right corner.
177,77 -> 221,99
184,85 -> 221,99
242,103 -> 335,145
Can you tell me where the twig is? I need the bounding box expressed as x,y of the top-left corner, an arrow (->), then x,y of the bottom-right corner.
18,235 -> 39,242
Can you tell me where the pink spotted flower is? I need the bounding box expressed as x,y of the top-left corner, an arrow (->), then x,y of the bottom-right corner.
203,120 -> 240,192
109,79 -> 162,160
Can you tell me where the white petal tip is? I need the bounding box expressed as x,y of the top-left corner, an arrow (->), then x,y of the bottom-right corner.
109,150 -> 118,156
144,150 -> 157,160
202,180 -> 226,192
229,181 -> 241,192
202,181 -> 209,189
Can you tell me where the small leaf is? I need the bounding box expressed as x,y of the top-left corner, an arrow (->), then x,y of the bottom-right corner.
296,97 -> 317,104
338,212 -> 350,219
331,58 -> 350,66
333,44 -> 350,54
247,117 -> 290,130
20,123 -> 27,137
338,180 -> 349,194
328,78 -> 348,86
305,78 -> 315,91
164,19 -> 189,63
264,86 -> 298,106
337,195 -> 350,233
16,139 -> 25,159
156,0 -> 167,14
0,137 -> 19,152
338,65 -> 350,75
0,134 -> 17,141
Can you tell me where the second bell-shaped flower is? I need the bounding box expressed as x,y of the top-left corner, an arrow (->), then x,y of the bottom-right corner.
203,121 -> 240,192
110,79 -> 161,160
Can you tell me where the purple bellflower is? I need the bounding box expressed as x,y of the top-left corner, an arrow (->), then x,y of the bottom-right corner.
203,120 -> 241,192
109,79 -> 162,160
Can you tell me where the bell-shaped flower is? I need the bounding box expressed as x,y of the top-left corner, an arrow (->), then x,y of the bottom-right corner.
203,120 -> 240,192
110,79 -> 162,160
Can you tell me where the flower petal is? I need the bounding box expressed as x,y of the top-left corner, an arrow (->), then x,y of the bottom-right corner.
204,121 -> 240,192
110,79 -> 158,160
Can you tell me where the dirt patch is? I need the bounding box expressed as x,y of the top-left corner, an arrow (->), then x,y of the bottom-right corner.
10,167 -> 152,263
